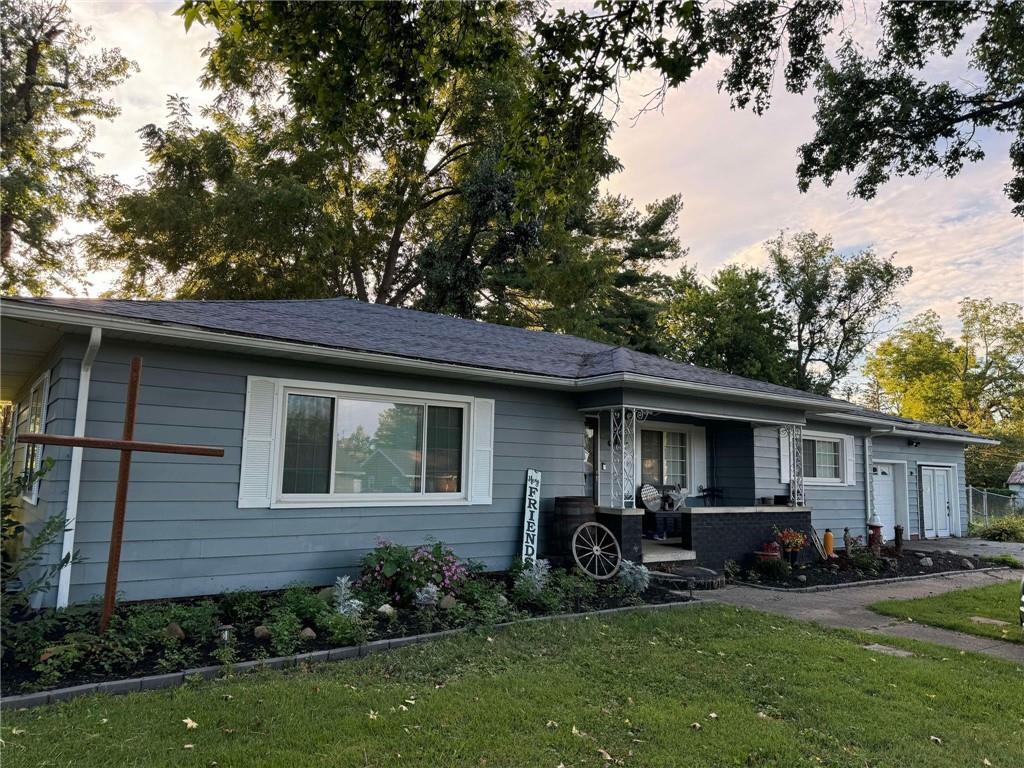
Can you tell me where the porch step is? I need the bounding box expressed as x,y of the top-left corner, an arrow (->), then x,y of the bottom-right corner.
641,538 -> 697,564
649,565 -> 726,591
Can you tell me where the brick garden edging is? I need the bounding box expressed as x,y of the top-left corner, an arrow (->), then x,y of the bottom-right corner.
0,598 -> 703,711
736,566 -> 1010,593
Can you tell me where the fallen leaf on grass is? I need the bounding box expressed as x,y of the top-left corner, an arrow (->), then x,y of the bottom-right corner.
183,744 -> 194,750
982,759 -> 992,766
368,711 -> 379,720
183,718 -> 199,730
546,721 -> 558,729
11,728 -> 26,736
930,736 -> 943,745
690,723 -> 701,730
708,713 -> 718,720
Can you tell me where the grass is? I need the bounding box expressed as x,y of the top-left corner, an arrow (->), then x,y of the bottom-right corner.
980,553 -> 1024,569
2,604 -> 1023,768
872,580 -> 1024,646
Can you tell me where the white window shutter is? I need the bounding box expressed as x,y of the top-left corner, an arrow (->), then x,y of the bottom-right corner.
843,435 -> 856,486
778,428 -> 791,484
469,398 -> 494,505
238,377 -> 279,508
689,426 -> 707,493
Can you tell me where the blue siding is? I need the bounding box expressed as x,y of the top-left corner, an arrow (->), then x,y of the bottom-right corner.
871,436 -> 968,537
59,339 -> 586,603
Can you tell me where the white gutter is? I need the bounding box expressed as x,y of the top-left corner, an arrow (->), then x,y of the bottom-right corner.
56,327 -> 101,609
2,301 -> 858,413
818,412 -> 997,445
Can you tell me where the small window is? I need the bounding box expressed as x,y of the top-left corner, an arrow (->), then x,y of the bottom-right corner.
279,388 -> 468,500
12,372 -> 49,505
802,437 -> 840,481
640,429 -> 688,488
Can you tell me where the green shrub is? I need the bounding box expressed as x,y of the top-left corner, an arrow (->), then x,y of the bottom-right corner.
980,553 -> 1024,569
323,613 -> 367,647
220,590 -> 265,628
751,558 -> 791,582
844,546 -> 883,574
280,585 -> 331,629
266,607 -> 302,656
358,540 -> 468,607
970,515 -> 1024,543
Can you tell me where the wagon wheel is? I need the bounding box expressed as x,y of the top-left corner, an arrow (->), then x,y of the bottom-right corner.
571,522 -> 621,580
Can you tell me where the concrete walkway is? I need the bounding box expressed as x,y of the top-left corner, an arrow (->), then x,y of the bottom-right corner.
910,536 -> 1024,561
707,569 -> 1024,664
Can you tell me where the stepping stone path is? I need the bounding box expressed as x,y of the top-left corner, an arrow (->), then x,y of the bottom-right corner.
862,643 -> 915,658
970,616 -> 1011,627
860,643 -> 917,663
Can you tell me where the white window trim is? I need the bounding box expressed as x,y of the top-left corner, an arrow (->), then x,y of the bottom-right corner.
17,370 -> 50,506
271,379 -> 474,509
636,421 -> 697,495
802,430 -> 844,486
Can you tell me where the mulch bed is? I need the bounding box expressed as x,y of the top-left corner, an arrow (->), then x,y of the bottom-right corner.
741,548 -> 984,588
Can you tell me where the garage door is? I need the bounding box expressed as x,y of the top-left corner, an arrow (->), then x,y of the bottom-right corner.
871,464 -> 897,541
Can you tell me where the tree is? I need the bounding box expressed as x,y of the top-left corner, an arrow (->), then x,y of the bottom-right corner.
865,298 -> 1024,488
535,1 -> 1024,215
866,299 -> 1024,431
659,264 -> 793,382
768,231 -> 911,393
0,0 -> 135,294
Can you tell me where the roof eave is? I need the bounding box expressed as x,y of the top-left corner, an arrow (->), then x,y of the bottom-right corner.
818,411 -> 997,444
0,299 -> 860,412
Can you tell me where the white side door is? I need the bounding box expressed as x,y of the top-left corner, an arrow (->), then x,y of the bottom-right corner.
871,464 -> 897,540
921,466 -> 952,538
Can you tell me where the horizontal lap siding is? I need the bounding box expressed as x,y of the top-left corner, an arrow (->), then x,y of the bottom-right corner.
871,436 -> 968,537
66,340 -> 584,603
802,422 -> 869,539
753,426 -> 787,501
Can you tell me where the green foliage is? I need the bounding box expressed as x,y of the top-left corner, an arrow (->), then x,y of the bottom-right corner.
865,298 -> 1024,486
660,265 -> 794,384
751,558 -> 791,582
980,553 -> 1024,570
969,515 -> 1024,544
266,607 -> 302,657
0,0 -> 136,294
617,560 -> 651,594
359,541 -> 468,608
767,231 -> 911,394
323,613 -> 367,648
538,1 -> 1024,215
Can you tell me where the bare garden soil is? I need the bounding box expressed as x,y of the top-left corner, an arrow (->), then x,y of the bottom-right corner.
741,548 -> 985,588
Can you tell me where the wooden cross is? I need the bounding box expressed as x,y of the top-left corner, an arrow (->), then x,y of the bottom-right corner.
17,357 -> 225,631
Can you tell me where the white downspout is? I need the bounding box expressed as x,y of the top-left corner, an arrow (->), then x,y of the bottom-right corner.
56,327 -> 101,609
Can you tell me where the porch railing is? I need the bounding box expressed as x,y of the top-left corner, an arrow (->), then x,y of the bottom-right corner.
967,486 -> 1022,525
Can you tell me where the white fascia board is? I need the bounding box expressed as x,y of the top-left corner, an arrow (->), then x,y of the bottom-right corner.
817,411 -> 997,445
1,302 -> 859,412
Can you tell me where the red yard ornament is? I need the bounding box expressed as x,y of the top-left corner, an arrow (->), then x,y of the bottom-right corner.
16,357 -> 225,631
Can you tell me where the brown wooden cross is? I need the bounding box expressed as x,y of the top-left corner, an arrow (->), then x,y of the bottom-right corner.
17,357 -> 225,631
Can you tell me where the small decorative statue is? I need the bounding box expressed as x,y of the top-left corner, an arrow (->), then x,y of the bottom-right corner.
843,527 -> 853,553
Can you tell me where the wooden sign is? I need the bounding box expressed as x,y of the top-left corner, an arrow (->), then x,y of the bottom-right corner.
521,468 -> 541,563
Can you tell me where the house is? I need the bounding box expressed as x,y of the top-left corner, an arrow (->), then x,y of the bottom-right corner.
1008,462 -> 1024,499
1,296 -> 996,608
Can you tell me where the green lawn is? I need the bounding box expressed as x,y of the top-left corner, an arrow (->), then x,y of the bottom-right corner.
3,604 -> 1022,768
872,580 -> 1024,646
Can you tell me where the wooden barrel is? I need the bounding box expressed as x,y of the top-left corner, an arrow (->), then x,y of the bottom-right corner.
545,496 -> 596,560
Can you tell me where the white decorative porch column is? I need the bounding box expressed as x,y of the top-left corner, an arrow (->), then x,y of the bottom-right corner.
609,407 -> 650,509
780,424 -> 805,505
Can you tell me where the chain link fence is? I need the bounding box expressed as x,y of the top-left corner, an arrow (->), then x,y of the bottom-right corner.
967,486 -> 1021,525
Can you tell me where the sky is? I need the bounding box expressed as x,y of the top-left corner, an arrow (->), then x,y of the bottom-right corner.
69,1 -> 1023,334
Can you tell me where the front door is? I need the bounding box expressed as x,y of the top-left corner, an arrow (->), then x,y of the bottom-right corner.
921,466 -> 952,538
871,464 -> 897,541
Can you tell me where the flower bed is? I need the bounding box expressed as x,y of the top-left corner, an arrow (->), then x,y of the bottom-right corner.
737,545 -> 985,589
1,542 -> 681,695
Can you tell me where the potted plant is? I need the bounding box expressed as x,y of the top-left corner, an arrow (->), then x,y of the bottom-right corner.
774,527 -> 808,566
755,540 -> 781,562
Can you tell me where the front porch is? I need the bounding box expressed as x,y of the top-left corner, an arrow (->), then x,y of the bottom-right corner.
584,404 -> 813,570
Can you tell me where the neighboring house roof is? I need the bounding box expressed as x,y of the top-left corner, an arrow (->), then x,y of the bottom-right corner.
363,448 -> 420,478
1,296 -> 993,444
1008,462 -> 1024,486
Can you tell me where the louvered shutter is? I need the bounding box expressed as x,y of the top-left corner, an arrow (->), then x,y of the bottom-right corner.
469,398 -> 495,505
778,428 -> 791,484
843,435 -> 857,486
238,377 -> 279,508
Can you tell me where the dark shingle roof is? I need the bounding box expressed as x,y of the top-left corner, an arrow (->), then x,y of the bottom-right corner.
6,296 -> 848,406
2,296 -> 991,442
